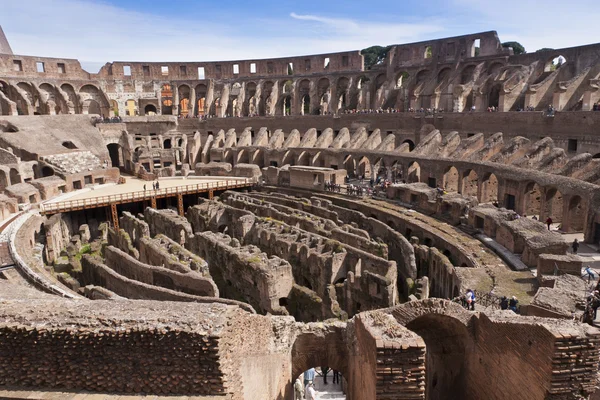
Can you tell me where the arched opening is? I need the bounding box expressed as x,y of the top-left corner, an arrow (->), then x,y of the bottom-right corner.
163,139 -> 172,149
110,100 -> 119,116
106,143 -> 121,168
237,149 -> 250,164
480,173 -> 498,203
282,96 -> 292,116
161,84 -> 173,115
178,85 -> 190,116
85,99 -> 101,115
487,62 -> 503,76
593,153 -> 600,159
60,83 -> 79,114
403,139 -> 415,151
443,166 -> 459,192
461,169 -> 478,197
524,182 -> 542,217
488,84 -> 502,108
390,161 -> 402,182
543,188 -> 563,225
460,65 -> 476,84
9,168 -> 20,185
41,166 -> 54,177
407,161 -> 420,183
302,95 -> 311,115
567,195 -> 585,232
125,99 -> 136,116
144,104 -> 157,115
357,157 -> 372,179
396,71 -> 410,88
297,151 -> 310,166
343,155 -> 355,177
405,314 -> 470,400
62,141 -> 77,149
437,68 -> 451,85
545,55 -> 567,72
291,334 -> 347,400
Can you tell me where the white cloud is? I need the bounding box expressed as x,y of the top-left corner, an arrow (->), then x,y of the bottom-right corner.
0,0 -> 449,72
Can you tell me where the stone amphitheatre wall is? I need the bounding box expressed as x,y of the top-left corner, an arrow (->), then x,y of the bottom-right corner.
103,245 -> 217,297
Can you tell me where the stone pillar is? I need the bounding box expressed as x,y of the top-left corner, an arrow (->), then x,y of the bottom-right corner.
189,86 -> 196,117
172,84 -> 179,116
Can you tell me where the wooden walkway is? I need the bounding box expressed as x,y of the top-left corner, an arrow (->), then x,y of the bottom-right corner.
40,179 -> 252,215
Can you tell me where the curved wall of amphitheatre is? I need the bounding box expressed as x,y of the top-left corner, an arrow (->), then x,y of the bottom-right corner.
2,30 -> 600,118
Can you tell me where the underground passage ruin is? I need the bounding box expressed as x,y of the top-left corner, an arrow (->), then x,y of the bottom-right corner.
1,25 -> 600,399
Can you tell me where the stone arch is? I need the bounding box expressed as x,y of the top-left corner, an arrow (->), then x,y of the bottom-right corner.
407,161 -> 420,183
480,172 -> 498,203
460,65 -> 476,84
80,84 -> 109,116
281,150 -> 295,167
178,84 -> 191,116
297,151 -> 310,166
195,83 -> 208,116
437,68 -> 452,85
161,83 -> 174,115
402,139 -> 415,151
544,55 -> 567,73
487,62 -> 504,76
60,83 -> 79,114
443,166 -> 459,192
144,104 -> 157,115
336,77 -> 350,112
343,154 -> 355,177
415,70 -> 429,85
107,143 -> 121,168
357,156 -> 372,179
396,71 -> 410,88
291,330 -> 348,394
390,160 -> 402,181
41,166 -> 54,177
543,187 -> 563,224
259,81 -> 274,116
488,83 -> 502,108
301,94 -> 311,115
566,195 -> 585,232
237,149 -> 250,164
461,169 -> 478,197
524,181 -> 542,217
125,99 -> 136,116
9,168 -> 21,185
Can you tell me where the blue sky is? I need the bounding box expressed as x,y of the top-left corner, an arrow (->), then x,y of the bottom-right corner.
0,0 -> 597,72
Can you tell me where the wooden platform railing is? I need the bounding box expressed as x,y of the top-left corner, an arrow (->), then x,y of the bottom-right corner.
40,178 -> 252,214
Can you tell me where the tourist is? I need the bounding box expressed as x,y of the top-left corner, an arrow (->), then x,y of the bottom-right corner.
152,182 -> 156,191
509,296 -> 519,313
532,215 -> 538,220
572,239 -> 580,254
294,378 -> 304,400
143,184 -> 146,191
546,217 -> 553,230
156,181 -> 160,190
500,296 -> 509,310
322,366 -> 329,384
333,369 -> 340,384
304,368 -> 315,387
465,289 -> 475,311
305,381 -> 317,400
584,266 -> 597,283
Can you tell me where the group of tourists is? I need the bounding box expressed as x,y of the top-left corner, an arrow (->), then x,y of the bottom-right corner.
94,115 -> 122,124
324,182 -> 341,192
500,296 -> 520,312
142,181 -> 160,191
294,367 -> 341,400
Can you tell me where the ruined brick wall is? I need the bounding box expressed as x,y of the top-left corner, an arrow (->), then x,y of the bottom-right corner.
103,245 -> 217,297
139,235 -> 210,275
0,308 -> 226,395
144,208 -> 193,245
119,211 -> 150,247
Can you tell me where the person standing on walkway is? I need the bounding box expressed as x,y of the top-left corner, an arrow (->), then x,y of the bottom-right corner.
303,368 -> 315,387
294,378 -> 304,400
152,182 -> 156,191
143,184 -> 146,191
509,296 -> 519,313
156,180 -> 160,190
305,381 -> 317,400
546,217 -> 553,230
333,369 -> 340,384
322,366 -> 329,384
572,239 -> 580,254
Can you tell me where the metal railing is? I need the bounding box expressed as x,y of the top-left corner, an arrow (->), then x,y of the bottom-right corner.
40,178 -> 252,214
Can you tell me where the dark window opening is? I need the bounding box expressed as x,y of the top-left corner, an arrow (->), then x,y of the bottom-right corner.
568,139 -> 578,152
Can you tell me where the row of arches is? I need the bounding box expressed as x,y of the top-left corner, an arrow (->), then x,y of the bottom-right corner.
269,149 -> 588,233
0,80 -> 110,116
